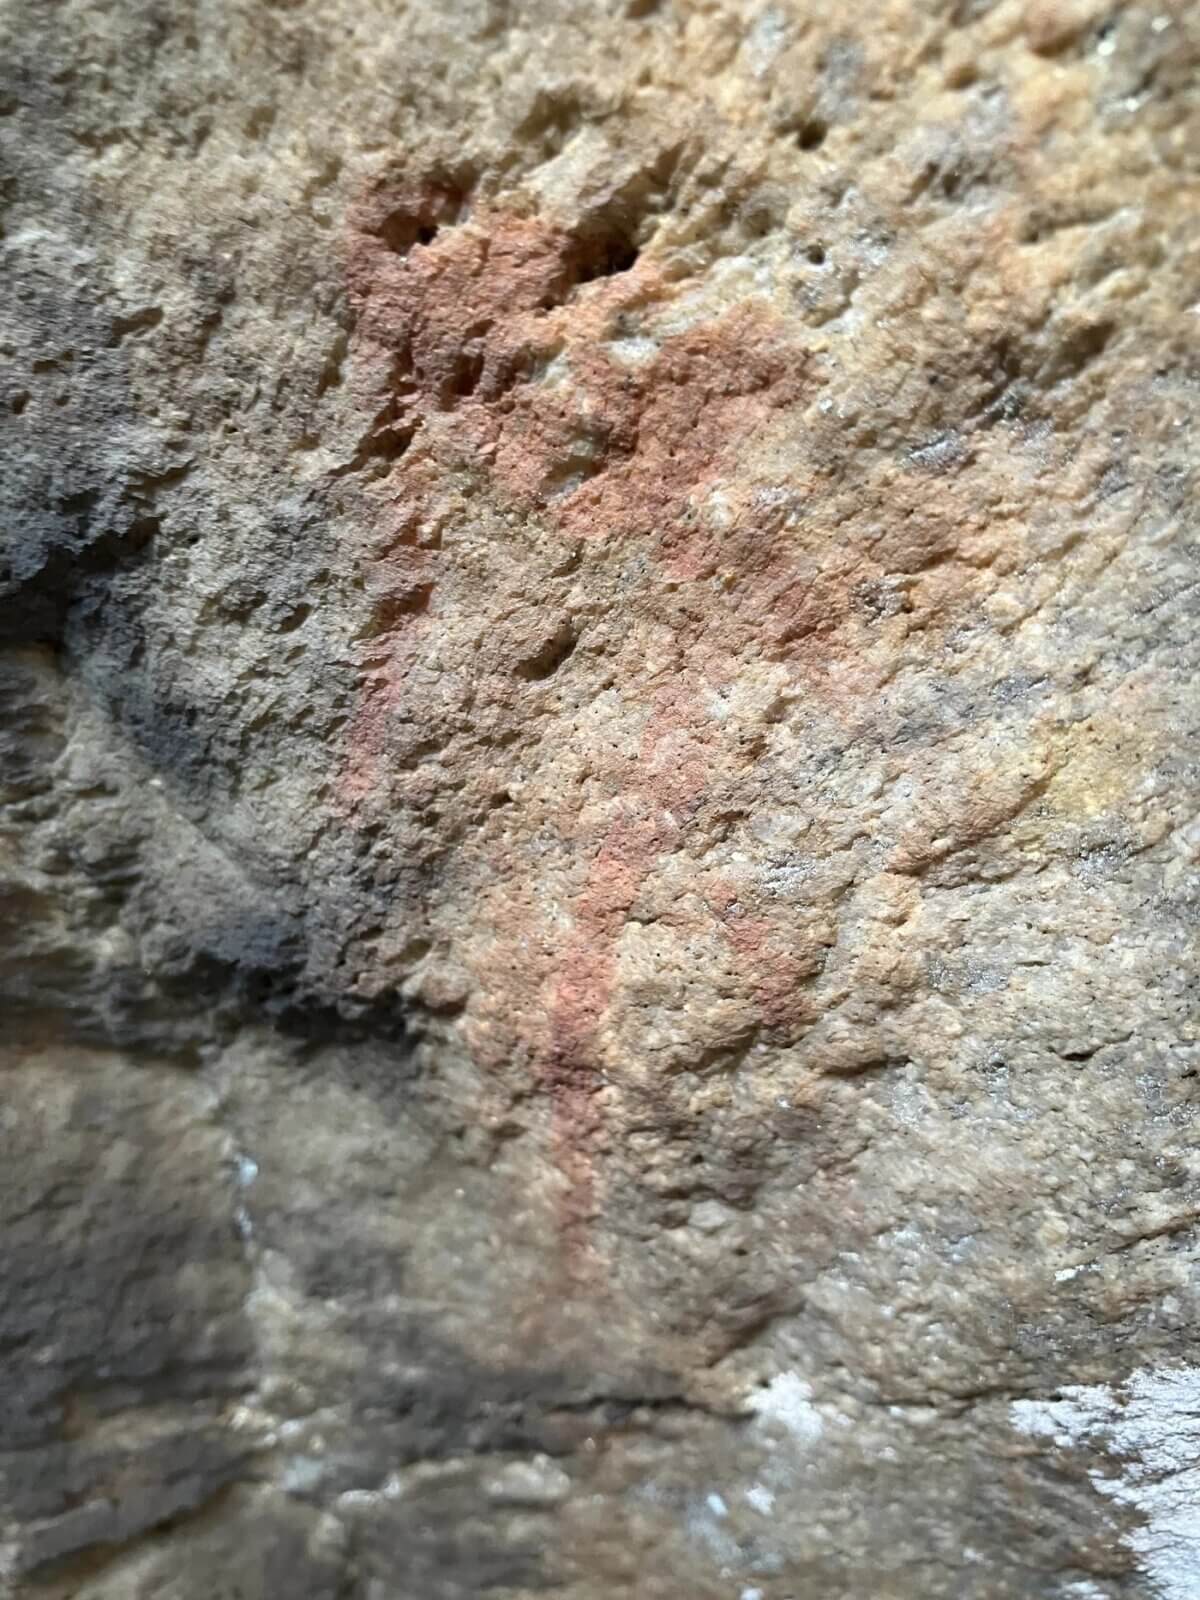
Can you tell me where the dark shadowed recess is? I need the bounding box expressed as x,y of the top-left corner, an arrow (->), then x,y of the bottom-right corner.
0,1056 -> 255,1582
0,193 -> 413,1055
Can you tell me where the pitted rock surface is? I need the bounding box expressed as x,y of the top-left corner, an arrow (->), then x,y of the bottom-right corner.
2,0 -> 1199,1595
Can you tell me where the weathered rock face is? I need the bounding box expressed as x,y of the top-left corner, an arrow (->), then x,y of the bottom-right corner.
2,0 -> 1199,1593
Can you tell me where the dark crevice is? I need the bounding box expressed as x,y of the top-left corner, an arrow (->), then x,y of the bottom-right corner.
908,148 -> 993,206
365,582 -> 433,638
108,306 -> 164,345
332,397 -> 417,479
373,175 -> 475,258
0,506 -> 161,646
571,229 -> 640,284
444,344 -> 485,403
379,211 -> 435,255
546,1390 -> 744,1424
512,88 -> 586,162
14,1476 -> 242,1584
316,330 -> 348,397
515,626 -> 577,681
1040,320 -> 1115,386
541,224 -> 641,311
966,336 -> 1025,430
539,449 -> 606,501
277,602 -> 310,634
152,940 -> 414,1051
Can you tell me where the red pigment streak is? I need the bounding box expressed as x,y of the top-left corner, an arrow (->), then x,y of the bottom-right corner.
544,813 -> 665,1263
540,676 -> 729,1265
337,543 -> 434,810
336,178 -> 851,1255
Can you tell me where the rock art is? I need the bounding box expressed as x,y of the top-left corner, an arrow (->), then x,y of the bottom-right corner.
2,0 -> 1198,1594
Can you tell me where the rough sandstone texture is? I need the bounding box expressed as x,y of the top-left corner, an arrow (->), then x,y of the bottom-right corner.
2,0 -> 1199,1594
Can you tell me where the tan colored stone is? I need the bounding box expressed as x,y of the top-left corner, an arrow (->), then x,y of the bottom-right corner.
2,0 -> 1199,1594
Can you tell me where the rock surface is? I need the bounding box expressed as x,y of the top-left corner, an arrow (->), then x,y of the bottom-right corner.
2,0 -> 1199,1594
